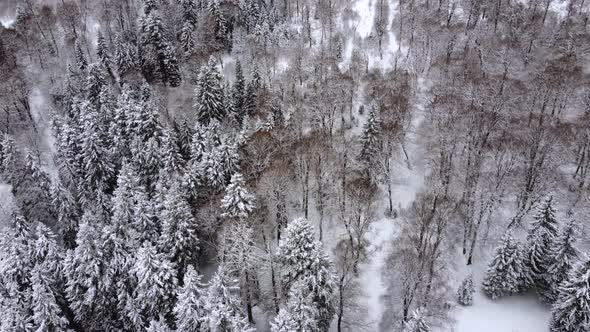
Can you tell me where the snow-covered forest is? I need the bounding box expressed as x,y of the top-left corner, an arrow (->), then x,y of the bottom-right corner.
0,0 -> 589,331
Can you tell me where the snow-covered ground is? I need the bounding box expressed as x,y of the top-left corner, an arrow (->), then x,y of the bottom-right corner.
453,267 -> 551,332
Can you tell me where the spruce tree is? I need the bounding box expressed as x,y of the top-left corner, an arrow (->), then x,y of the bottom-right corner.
0,211 -> 34,330
75,40 -> 88,70
403,308 -> 429,332
130,242 -> 178,324
64,213 -> 108,330
277,218 -> 336,331
194,57 -> 225,124
549,257 -> 590,332
220,172 -> 256,220
233,60 -> 246,120
30,265 -> 69,331
270,308 -> 299,332
359,107 -> 382,174
159,183 -> 199,276
174,265 -> 207,331
546,217 -> 579,303
204,268 -> 254,332
482,234 -> 525,299
524,195 -> 560,299
96,32 -> 111,65
457,275 -> 475,306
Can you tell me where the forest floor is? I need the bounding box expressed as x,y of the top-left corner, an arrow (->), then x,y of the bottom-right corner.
452,261 -> 551,332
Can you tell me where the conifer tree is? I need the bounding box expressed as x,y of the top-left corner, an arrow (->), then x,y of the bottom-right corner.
233,60 -> 246,120
131,242 -> 178,324
275,280 -> 320,332
140,12 -> 182,86
51,182 -> 79,249
222,221 -> 261,323
277,218 -> 336,331
359,107 -> 382,174
159,183 -> 199,276
75,40 -> 88,70
204,268 -> 254,332
30,265 -> 69,331
270,308 -> 299,332
524,195 -> 560,298
549,257 -> 590,332
482,234 -> 525,299
403,308 -> 429,332
0,211 -> 34,331
457,275 -> 475,306
161,128 -> 186,176
96,31 -> 111,68
546,217 -> 579,303
194,57 -> 225,124
220,172 -> 256,220
174,265 -> 207,331
64,213 -> 110,330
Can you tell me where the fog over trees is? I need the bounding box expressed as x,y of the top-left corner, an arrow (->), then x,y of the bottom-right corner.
0,0 -> 589,331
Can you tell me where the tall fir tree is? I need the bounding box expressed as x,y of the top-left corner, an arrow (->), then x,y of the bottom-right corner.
0,211 -> 34,331
159,183 -> 199,277
194,57 -> 225,124
174,265 -> 207,331
233,60 -> 246,120
402,308 -> 429,332
130,242 -> 178,326
277,218 -> 336,331
549,257 -> 590,332
220,172 -> 256,220
482,233 -> 525,299
524,195 -> 560,299
75,40 -> 88,70
204,268 -> 254,332
30,265 -> 69,331
64,213 -> 111,331
546,217 -> 579,303
359,107 -> 383,174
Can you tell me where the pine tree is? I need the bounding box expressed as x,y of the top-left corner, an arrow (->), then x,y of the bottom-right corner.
549,257 -> 590,332
359,107 -> 382,173
78,101 -> 115,203
174,265 -> 207,331
131,242 -> 178,324
32,223 -> 63,282
457,275 -> 475,306
242,67 -> 261,116
277,218 -> 336,331
220,172 -> 256,220
147,317 -> 173,332
194,57 -> 225,124
143,0 -> 158,15
204,268 -> 254,332
482,233 -> 525,299
75,40 -> 88,70
233,60 -> 246,120
403,308 -> 429,332
180,21 -> 196,55
0,211 -> 34,331
270,308 -> 299,332
161,128 -> 186,176
140,12 -> 182,86
159,183 -> 199,276
546,217 -> 579,303
96,31 -> 111,68
276,281 -> 320,332
222,221 -> 261,323
30,265 -> 69,331
51,182 -> 79,249
524,195 -> 560,299
64,213 -> 109,330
